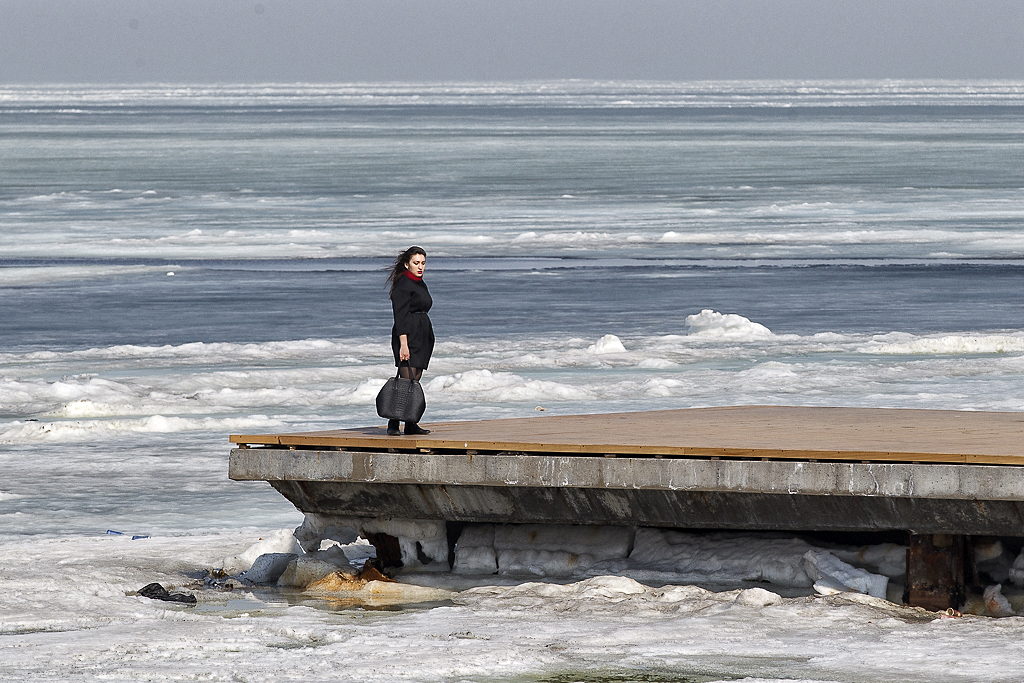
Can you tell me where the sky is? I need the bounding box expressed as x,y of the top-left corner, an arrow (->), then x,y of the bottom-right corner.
0,0 -> 1022,83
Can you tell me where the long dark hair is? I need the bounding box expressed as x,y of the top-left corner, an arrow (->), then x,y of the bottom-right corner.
387,246 -> 426,295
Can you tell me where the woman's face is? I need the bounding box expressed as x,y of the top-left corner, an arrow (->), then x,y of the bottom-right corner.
405,253 -> 426,277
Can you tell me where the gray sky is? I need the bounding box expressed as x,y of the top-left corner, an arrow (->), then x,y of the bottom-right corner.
1,0 -> 1022,83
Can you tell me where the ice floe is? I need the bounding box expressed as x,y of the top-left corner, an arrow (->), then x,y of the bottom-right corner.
685,309 -> 774,339
587,334 -> 627,354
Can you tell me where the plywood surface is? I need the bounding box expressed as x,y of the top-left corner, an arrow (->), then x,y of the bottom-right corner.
230,406 -> 1024,465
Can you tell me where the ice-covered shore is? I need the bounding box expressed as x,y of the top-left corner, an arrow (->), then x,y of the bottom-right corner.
3,531 -> 1024,682
5,309 -> 1024,681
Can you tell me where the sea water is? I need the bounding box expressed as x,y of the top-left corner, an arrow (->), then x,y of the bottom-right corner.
3,82 -> 1024,681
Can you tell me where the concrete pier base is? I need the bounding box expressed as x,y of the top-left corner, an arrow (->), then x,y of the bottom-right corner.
229,407 -> 1024,610
228,450 -> 1024,536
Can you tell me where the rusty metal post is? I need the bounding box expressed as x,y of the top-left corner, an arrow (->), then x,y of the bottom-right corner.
904,534 -> 965,610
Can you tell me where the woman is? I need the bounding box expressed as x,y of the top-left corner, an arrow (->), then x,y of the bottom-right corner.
386,246 -> 434,436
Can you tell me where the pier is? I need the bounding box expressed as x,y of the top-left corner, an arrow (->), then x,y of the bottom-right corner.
230,406 -> 1024,609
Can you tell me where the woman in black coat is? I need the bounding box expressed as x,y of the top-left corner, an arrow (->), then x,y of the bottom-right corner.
386,246 -> 434,435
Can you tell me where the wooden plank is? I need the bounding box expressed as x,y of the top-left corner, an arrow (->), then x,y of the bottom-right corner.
229,406 -> 1024,465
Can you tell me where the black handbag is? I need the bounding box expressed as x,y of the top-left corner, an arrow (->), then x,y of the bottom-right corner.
375,360 -> 426,422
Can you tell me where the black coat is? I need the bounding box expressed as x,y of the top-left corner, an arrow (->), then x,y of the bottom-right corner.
391,275 -> 435,369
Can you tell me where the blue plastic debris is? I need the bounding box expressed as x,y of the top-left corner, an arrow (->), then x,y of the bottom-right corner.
106,530 -> 148,539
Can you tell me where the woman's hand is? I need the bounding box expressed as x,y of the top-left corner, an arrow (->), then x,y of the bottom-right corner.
399,335 -> 410,361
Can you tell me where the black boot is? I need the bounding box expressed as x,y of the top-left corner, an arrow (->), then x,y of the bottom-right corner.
387,419 -> 401,436
404,422 -> 430,435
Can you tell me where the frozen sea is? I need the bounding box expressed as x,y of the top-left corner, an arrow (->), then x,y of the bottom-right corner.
3,81 -> 1024,681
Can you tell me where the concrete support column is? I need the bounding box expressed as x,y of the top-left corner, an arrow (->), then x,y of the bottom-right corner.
904,534 -> 966,610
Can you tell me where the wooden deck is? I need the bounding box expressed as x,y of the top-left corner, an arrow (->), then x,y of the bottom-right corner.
231,405 -> 1024,466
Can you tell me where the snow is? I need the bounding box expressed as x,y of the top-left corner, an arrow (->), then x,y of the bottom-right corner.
3,532 -> 1024,682
685,309 -> 774,339
587,334 -> 627,354
222,528 -> 303,574
804,549 -> 888,599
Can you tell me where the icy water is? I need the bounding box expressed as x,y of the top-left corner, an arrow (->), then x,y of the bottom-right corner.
3,82 -> 1024,681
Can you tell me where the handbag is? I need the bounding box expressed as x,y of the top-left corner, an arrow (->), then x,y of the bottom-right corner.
375,360 -> 426,422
